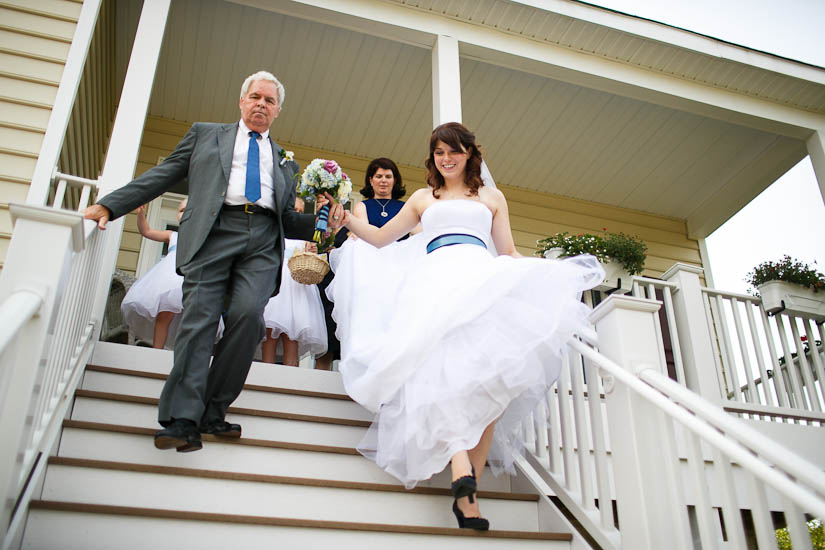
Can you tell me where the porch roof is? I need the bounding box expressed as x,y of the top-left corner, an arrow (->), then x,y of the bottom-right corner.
115,0 -> 825,239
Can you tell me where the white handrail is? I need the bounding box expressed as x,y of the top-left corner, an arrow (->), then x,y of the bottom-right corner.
568,337 -> 825,520
0,291 -> 42,356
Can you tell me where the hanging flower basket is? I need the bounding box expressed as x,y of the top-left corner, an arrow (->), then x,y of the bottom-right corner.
757,280 -> 825,321
539,231 -> 646,295
747,256 -> 825,321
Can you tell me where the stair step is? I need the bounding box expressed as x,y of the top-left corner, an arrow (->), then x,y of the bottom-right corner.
91,341 -> 348,394
81,366 -> 374,422
25,501 -> 572,549
72,390 -> 369,447
57,421 -> 514,492
41,458 -> 540,531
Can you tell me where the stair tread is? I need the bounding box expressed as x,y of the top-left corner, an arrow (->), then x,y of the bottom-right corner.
47,456 -> 538,501
85,364 -> 354,401
62,419 -> 360,455
29,500 -> 571,541
74,389 -> 371,427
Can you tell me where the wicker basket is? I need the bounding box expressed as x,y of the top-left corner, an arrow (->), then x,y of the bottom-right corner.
288,251 -> 330,285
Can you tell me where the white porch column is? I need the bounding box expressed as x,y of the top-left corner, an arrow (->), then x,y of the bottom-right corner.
431,34 -> 462,126
806,128 -> 825,206
90,0 -> 171,336
591,295 -> 693,550
663,263 -> 724,402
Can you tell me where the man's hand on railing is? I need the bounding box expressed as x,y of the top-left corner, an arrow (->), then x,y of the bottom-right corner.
83,204 -> 112,230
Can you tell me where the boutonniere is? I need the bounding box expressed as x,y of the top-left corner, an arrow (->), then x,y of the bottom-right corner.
279,148 -> 294,166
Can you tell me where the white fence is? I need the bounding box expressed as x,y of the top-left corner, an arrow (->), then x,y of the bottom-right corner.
518,294 -> 825,549
703,287 -> 825,423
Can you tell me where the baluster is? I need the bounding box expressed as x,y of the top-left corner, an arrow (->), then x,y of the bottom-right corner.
685,431 -> 718,548
784,499 -> 815,550
534,399 -> 549,464
713,448 -> 748,548
790,319 -> 821,412
759,308 -> 789,410
774,315 -> 806,409
803,318 -> 825,411
748,472 -> 780,550
745,300 -> 777,407
546,386 -> 562,474
662,286 -> 687,385
703,291 -> 728,399
78,184 -> 92,211
52,178 -> 67,209
583,359 -> 615,531
730,298 -> 759,407
557,353 -> 577,494
647,282 -> 668,374
712,294 -> 742,402
569,347 -> 595,511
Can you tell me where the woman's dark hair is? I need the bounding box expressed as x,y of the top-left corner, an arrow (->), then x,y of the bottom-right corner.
360,157 -> 405,200
425,122 -> 483,197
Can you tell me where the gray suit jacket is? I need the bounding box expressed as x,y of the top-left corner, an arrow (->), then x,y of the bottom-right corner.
98,122 -> 315,295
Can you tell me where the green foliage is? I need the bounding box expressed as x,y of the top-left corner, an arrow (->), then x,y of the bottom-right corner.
535,230 -> 647,275
746,255 -> 825,293
776,518 -> 825,550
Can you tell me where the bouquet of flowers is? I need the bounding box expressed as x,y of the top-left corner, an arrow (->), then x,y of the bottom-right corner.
297,159 -> 352,250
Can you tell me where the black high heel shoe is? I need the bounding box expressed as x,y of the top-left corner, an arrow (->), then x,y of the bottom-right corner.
450,470 -> 477,502
452,500 -> 490,531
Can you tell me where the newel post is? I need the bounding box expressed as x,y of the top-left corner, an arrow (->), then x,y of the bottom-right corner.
591,294 -> 693,550
662,263 -> 723,402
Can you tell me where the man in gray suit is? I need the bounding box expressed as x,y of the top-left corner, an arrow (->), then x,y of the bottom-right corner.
85,70 -> 343,452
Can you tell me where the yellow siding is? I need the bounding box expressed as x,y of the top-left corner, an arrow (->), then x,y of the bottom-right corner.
123,115 -> 702,278
0,0 -> 116,270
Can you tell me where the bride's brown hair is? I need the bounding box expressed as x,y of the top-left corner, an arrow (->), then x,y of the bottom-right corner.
425,122 -> 484,197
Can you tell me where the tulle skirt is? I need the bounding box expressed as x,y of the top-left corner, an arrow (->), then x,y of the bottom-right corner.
263,241 -> 328,358
328,236 -> 603,488
121,249 -> 184,349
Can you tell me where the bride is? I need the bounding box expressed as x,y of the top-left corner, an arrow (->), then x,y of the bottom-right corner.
329,122 -> 603,530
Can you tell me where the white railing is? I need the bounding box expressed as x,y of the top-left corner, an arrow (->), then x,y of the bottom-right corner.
0,1 -> 171,545
517,294 -> 825,549
703,286 -> 825,423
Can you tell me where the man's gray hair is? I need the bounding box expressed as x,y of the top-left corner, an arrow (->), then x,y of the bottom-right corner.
240,71 -> 285,107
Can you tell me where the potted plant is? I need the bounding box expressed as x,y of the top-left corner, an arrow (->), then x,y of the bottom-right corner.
536,230 -> 647,294
746,255 -> 825,321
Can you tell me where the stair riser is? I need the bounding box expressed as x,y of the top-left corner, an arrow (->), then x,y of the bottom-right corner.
91,342 -> 348,394
57,428 -> 513,492
24,510 -> 567,550
71,397 -> 368,447
41,465 -> 539,531
80,370 -> 373,421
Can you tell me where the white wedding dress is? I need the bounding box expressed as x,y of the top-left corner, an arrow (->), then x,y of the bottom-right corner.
328,199 -> 603,488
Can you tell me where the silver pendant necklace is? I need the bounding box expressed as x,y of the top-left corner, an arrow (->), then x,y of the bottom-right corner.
376,198 -> 391,217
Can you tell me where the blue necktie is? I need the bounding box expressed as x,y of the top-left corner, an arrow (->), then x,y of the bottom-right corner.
245,131 -> 261,203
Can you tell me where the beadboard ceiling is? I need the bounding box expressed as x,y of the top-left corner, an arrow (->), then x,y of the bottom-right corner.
114,0 -> 821,237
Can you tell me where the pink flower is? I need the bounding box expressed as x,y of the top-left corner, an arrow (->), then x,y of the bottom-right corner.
342,172 -> 349,180
323,160 -> 339,174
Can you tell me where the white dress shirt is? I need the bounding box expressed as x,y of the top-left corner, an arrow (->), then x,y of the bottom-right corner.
225,119 -> 276,211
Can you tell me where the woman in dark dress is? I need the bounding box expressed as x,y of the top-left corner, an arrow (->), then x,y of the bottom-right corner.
314,157 -> 406,370
353,157 -> 406,227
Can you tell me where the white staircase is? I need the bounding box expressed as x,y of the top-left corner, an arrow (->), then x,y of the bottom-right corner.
20,343 -> 580,549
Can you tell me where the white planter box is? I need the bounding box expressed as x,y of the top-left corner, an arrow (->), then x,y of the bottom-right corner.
543,248 -> 633,295
757,280 -> 825,321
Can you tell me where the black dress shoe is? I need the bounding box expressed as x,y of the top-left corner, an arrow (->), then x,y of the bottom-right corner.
200,419 -> 242,438
154,419 -> 202,452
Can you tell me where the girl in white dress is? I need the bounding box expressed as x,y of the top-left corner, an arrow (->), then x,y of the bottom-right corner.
261,197 -> 328,365
121,199 -> 187,349
330,123 -> 603,530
